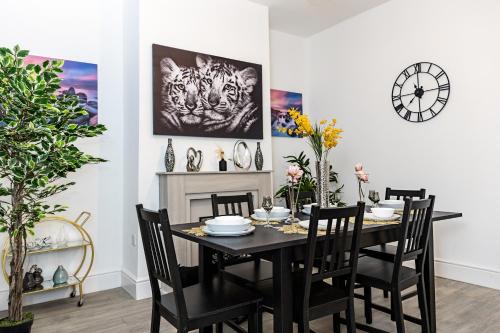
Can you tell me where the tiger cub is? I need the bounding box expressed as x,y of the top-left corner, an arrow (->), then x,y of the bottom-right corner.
196,54 -> 258,134
159,57 -> 204,131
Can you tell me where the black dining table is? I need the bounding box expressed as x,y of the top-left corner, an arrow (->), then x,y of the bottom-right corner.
170,210 -> 462,333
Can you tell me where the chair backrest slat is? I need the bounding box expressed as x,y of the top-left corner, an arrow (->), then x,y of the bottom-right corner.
393,196 -> 435,283
385,187 -> 426,200
301,202 -> 365,311
211,192 -> 254,218
136,205 -> 188,322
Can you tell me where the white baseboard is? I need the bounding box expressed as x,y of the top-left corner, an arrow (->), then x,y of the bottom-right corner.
121,269 -> 151,300
0,270 -> 122,311
434,258 -> 500,290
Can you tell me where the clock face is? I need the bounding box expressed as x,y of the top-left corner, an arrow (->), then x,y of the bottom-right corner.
392,62 -> 450,122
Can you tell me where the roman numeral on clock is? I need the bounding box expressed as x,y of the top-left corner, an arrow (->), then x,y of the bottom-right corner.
395,104 -> 404,112
413,63 -> 421,73
436,70 -> 445,79
439,83 -> 450,91
403,111 -> 412,120
417,112 -> 423,122
437,96 -> 447,104
392,95 -> 401,102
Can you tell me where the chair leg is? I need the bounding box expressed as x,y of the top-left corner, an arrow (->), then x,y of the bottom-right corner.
247,308 -> 260,333
417,277 -> 430,333
151,303 -> 161,333
390,291 -> 395,321
392,288 -> 405,333
383,289 -> 389,298
333,312 -> 341,333
346,299 -> 356,333
215,322 -> 223,333
298,322 -> 309,333
364,286 -> 373,324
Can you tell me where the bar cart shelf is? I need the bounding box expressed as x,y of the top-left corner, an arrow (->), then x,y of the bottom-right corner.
1,212 -> 94,307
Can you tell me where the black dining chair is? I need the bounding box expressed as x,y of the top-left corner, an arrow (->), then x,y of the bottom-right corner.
253,202 -> 366,333
210,193 -> 274,286
284,190 -> 316,213
361,188 -> 426,299
355,196 -> 435,333
136,204 -> 262,333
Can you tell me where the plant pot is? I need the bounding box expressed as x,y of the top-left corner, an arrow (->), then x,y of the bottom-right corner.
0,316 -> 33,333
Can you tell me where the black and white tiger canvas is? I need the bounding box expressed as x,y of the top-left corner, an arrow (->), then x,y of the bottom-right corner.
153,44 -> 263,139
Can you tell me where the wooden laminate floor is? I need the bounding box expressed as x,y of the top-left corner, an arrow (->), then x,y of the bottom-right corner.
4,277 -> 498,332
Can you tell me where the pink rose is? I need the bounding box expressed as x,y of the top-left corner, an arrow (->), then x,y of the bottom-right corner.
355,170 -> 369,183
354,163 -> 363,172
287,165 -> 304,184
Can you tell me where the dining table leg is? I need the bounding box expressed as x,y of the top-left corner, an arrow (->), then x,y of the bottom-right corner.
424,224 -> 436,333
272,247 -> 293,333
199,245 -> 217,333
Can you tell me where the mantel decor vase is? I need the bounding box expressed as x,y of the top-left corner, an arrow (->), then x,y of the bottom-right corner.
316,159 -> 330,208
53,265 -> 68,286
219,153 -> 227,172
164,138 -> 175,172
255,142 -> 264,171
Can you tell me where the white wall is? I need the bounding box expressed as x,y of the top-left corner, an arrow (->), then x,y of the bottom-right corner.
0,0 -> 124,309
307,0 -> 498,289
269,30 -> 311,195
121,0 -> 272,298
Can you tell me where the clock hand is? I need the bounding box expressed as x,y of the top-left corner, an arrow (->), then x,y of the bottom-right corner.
401,92 -> 416,98
409,96 -> 416,105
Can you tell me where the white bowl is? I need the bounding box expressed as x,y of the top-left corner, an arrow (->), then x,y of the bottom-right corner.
379,200 -> 404,209
302,203 -> 318,214
214,215 -> 244,224
205,218 -> 251,233
371,207 -> 395,218
254,207 -> 290,219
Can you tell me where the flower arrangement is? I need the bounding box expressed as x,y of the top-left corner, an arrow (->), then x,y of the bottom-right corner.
279,108 -> 343,207
280,107 -> 343,160
286,165 -> 303,223
355,163 -> 369,201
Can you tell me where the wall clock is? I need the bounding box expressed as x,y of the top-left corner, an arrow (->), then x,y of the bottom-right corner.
391,62 -> 450,122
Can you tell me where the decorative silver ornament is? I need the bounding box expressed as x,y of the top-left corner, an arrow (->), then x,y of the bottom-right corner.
186,147 -> 203,172
232,140 -> 252,171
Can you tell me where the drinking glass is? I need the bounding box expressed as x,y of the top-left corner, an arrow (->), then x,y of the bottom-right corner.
368,190 -> 380,208
262,196 -> 274,228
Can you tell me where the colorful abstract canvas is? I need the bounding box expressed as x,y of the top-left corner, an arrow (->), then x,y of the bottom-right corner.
271,89 -> 303,137
24,55 -> 98,126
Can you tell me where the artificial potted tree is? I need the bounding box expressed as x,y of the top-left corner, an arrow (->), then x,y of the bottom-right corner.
0,46 -> 106,332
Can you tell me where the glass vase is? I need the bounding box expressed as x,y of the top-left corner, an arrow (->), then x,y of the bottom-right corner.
316,158 -> 330,208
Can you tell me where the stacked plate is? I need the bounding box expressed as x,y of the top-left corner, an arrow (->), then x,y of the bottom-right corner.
202,216 -> 255,236
251,207 -> 290,222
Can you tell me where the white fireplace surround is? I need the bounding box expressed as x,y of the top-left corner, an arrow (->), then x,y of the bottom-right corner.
157,171 -> 273,266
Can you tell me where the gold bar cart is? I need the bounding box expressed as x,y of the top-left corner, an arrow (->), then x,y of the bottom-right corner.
1,212 -> 95,307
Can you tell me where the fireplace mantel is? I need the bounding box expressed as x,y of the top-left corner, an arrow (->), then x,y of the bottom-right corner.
158,170 -> 273,265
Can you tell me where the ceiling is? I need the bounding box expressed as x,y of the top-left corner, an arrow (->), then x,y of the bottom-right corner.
249,0 -> 390,37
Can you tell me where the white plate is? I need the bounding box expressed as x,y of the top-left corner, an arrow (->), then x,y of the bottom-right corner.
250,214 -> 287,222
364,213 -> 401,222
201,225 -> 255,237
298,220 -> 334,231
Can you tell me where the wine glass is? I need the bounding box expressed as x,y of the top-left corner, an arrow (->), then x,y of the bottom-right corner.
262,196 -> 274,228
368,190 -> 380,208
